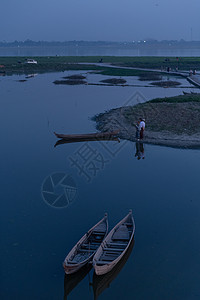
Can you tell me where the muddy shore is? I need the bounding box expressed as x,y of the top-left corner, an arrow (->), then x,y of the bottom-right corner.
93,94 -> 200,149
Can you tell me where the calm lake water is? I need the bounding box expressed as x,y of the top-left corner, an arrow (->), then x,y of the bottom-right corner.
1,71 -> 200,300
0,46 -> 200,57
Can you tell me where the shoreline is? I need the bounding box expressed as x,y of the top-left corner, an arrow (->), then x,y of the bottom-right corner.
93,94 -> 200,149
0,56 -> 200,77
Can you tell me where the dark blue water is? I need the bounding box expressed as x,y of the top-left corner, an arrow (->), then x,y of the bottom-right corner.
1,72 -> 200,300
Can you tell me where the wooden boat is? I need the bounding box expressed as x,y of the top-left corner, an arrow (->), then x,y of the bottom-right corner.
93,210 -> 135,276
63,214 -> 108,275
93,239 -> 135,300
54,136 -> 120,147
54,130 -> 119,141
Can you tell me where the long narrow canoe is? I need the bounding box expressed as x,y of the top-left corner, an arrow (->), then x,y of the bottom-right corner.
54,130 -> 119,141
63,214 -> 108,275
54,136 -> 120,147
93,210 -> 135,276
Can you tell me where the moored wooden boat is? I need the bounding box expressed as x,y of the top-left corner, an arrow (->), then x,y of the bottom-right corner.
93,238 -> 135,300
93,210 -> 135,276
63,214 -> 108,275
54,130 -> 119,141
54,136 -> 120,147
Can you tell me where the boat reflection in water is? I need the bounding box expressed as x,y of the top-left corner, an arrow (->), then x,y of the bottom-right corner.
54,136 -> 120,147
64,264 -> 92,300
92,238 -> 135,300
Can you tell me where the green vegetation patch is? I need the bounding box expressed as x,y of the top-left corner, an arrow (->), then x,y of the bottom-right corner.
149,94 -> 200,103
0,56 -> 152,76
2,56 -> 199,76
63,74 -> 86,80
53,79 -> 87,85
100,78 -> 126,84
150,80 -> 181,87
110,56 -> 200,70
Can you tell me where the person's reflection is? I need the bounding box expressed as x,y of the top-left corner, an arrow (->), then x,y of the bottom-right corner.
135,142 -> 145,160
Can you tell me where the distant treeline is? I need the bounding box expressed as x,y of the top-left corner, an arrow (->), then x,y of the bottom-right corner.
1,39 -> 200,48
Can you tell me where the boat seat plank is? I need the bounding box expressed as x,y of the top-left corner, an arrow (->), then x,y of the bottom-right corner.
102,254 -> 120,259
101,253 -> 119,259
103,253 -> 120,258
96,261 -> 109,265
102,253 -> 121,258
103,247 -> 124,252
77,249 -> 94,253
92,230 -> 106,233
92,233 -> 105,237
100,257 -> 116,262
112,238 -> 129,241
81,247 -> 97,252
87,241 -> 102,245
81,245 -> 98,250
82,243 -> 99,247
106,242 -> 127,247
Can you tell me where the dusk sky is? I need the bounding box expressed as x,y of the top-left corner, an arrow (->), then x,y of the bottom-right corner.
1,0 -> 200,42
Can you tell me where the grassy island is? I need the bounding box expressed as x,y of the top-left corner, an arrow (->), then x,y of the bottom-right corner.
93,94 -> 200,149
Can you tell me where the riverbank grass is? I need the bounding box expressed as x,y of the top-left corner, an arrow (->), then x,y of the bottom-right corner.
1,56 -> 200,76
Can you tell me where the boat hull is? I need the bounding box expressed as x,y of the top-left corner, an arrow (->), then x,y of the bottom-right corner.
63,261 -> 88,275
54,131 -> 119,141
93,239 -> 134,299
93,211 -> 135,276
63,214 -> 108,275
94,244 -> 131,275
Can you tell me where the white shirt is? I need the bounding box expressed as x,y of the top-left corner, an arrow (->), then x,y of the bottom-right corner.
139,121 -> 145,130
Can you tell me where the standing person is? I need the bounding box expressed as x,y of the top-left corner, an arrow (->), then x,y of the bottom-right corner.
139,118 -> 145,140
